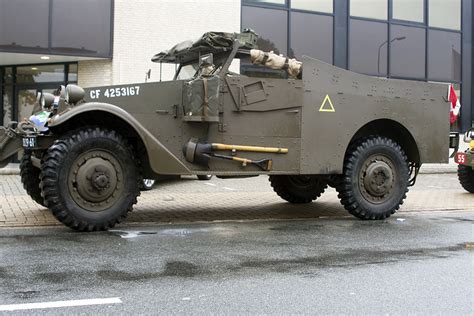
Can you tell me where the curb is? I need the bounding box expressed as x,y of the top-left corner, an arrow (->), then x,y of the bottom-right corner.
419,165 -> 457,174
0,164 -> 20,175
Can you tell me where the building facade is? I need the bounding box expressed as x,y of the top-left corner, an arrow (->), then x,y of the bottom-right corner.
0,0 -> 472,130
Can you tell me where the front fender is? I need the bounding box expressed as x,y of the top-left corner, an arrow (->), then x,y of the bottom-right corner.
48,102 -> 190,174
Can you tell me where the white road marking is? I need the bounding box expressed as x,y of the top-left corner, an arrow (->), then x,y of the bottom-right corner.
203,183 -> 216,186
0,297 -> 122,311
223,187 -> 236,191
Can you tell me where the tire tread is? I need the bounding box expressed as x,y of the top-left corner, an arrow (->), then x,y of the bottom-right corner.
40,127 -> 140,231
20,152 -> 45,206
269,175 -> 327,204
335,136 -> 409,220
457,164 -> 474,193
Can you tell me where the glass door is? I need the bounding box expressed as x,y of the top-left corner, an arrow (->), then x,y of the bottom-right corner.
15,86 -> 57,121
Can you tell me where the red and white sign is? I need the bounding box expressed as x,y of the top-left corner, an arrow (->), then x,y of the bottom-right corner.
448,84 -> 461,124
455,152 -> 466,164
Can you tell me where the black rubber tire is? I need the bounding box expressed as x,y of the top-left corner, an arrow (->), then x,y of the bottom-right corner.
197,175 -> 212,181
457,164 -> 474,193
269,175 -> 327,204
20,151 -> 45,206
40,127 -> 140,231
336,136 -> 409,220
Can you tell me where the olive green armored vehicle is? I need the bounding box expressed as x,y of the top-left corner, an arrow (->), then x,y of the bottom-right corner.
0,31 -> 454,231
454,129 -> 474,192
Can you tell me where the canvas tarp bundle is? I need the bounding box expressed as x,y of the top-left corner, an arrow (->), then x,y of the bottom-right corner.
183,75 -> 220,122
152,32 -> 235,64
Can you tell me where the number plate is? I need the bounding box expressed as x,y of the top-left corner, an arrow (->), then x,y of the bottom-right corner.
455,152 -> 467,164
22,137 -> 37,149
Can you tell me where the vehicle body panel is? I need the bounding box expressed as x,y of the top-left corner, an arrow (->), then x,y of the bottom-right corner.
300,57 -> 449,174
69,57 -> 449,176
49,101 -> 190,174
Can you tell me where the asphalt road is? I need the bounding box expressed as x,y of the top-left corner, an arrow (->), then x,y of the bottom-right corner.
1,210 -> 473,314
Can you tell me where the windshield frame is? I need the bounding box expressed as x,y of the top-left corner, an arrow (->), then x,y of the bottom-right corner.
174,63 -> 199,80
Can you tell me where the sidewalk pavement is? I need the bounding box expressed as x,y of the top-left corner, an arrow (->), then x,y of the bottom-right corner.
0,142 -> 470,228
1,172 -> 473,228
0,161 -> 462,176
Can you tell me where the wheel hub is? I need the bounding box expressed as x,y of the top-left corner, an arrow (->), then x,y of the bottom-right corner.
359,155 -> 396,204
69,151 -> 123,212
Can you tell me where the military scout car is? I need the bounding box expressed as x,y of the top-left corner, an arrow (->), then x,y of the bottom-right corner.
0,31 -> 453,231
454,129 -> 474,192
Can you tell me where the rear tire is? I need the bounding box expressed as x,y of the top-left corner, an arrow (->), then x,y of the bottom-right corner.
336,136 -> 409,220
20,151 -> 45,206
457,165 -> 474,193
269,175 -> 327,204
40,127 -> 140,231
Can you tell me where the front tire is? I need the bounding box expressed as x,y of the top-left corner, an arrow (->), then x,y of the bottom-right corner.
269,175 -> 327,204
20,151 -> 45,206
336,136 -> 409,220
457,165 -> 474,193
40,127 -> 140,231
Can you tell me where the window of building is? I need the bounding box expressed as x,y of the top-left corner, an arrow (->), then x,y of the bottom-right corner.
349,19 -> 388,76
51,0 -> 112,56
291,0 -> 333,13
3,67 -> 13,84
68,64 -> 78,83
2,67 -> 13,125
243,0 -> 286,5
392,0 -> 424,23
241,6 -> 288,55
0,0 -> 49,51
290,12 -> 333,64
428,30 -> 461,82
390,25 -> 425,79
350,0 -> 387,20
16,65 -> 65,84
429,0 -> 461,30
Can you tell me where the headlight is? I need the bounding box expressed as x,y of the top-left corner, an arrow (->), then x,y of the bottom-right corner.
463,128 -> 474,142
65,84 -> 85,104
40,93 -> 56,109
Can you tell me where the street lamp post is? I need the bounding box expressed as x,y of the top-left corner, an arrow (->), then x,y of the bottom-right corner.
378,36 -> 406,76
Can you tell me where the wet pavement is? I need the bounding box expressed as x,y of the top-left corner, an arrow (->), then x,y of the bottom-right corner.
0,212 -> 472,314
0,173 -> 473,313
